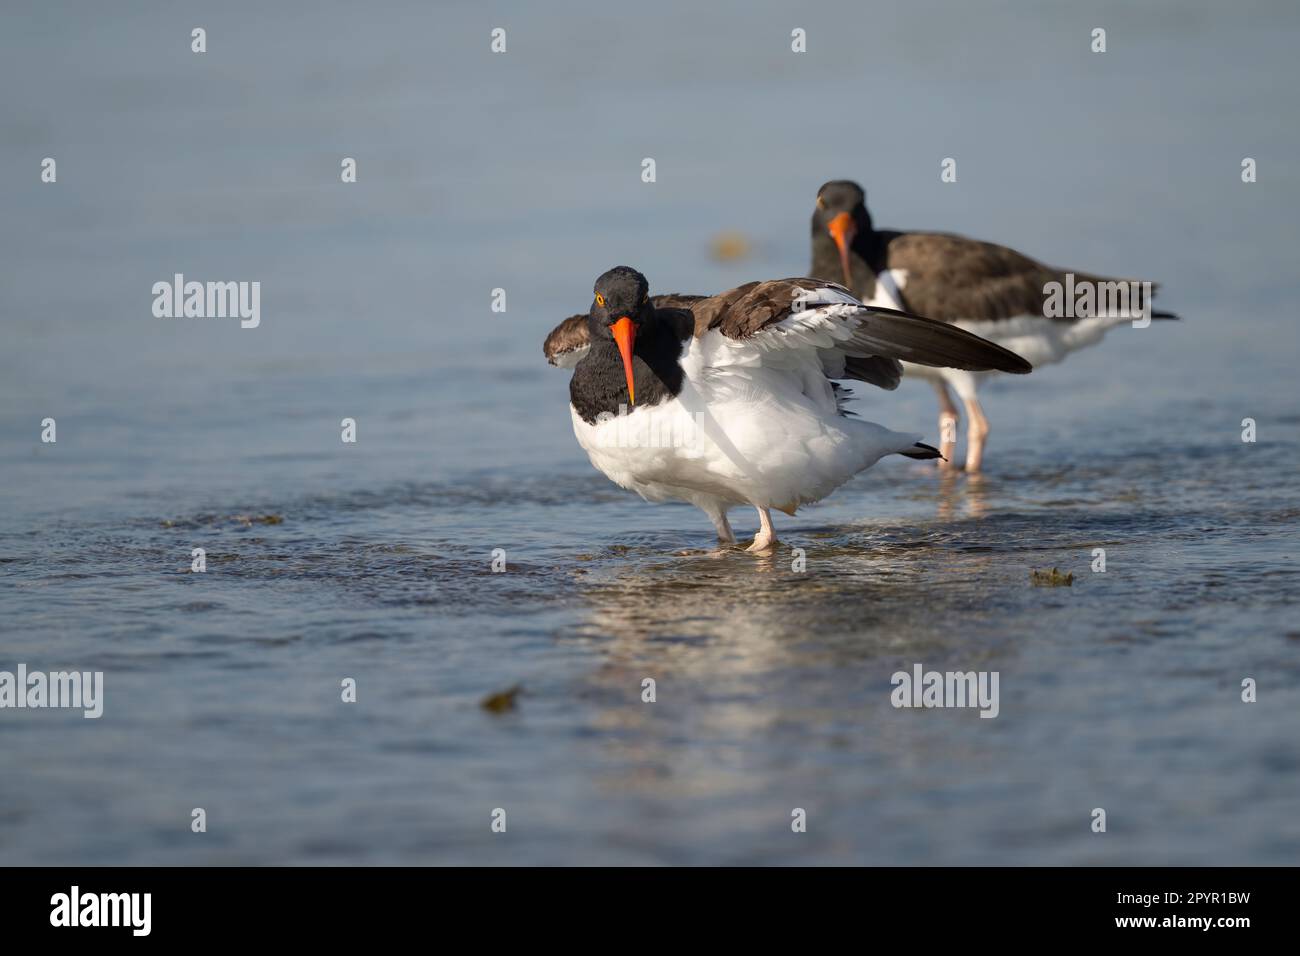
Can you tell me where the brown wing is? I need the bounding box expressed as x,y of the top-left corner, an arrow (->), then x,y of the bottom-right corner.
843,355 -> 904,390
651,293 -> 707,312
687,279 -> 816,338
543,314 -> 590,366
883,231 -> 1161,322
692,278 -> 1032,373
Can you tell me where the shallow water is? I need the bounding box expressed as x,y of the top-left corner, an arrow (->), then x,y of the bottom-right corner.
1,1 -> 1298,865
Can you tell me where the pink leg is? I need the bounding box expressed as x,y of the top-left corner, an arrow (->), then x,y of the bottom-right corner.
935,382 -> 959,468
745,507 -> 778,552
963,394 -> 990,474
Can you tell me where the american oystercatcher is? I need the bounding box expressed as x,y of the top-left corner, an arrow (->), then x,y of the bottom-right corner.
545,266 -> 1030,551
810,180 -> 1177,472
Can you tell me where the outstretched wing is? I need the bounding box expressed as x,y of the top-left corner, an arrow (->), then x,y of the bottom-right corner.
692,278 -> 1033,374
544,281 -> 1031,394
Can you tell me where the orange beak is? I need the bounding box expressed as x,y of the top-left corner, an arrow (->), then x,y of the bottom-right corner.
827,211 -> 857,288
610,316 -> 637,405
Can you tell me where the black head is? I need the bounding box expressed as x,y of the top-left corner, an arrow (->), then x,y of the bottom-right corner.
588,266 -> 652,404
812,180 -> 873,287
814,180 -> 868,223
589,266 -> 651,331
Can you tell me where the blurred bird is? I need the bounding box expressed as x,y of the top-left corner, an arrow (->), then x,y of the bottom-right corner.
810,180 -> 1178,471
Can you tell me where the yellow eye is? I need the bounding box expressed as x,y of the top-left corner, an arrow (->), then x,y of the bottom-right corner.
595,293 -> 605,307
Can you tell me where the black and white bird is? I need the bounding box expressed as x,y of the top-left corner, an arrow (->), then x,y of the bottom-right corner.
544,266 -> 1031,551
810,180 -> 1178,472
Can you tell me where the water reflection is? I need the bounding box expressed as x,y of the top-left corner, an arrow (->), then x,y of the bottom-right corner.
933,469 -> 989,521
560,533 -> 1027,802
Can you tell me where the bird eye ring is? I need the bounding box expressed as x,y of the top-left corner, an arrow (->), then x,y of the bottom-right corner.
595,293 -> 605,307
